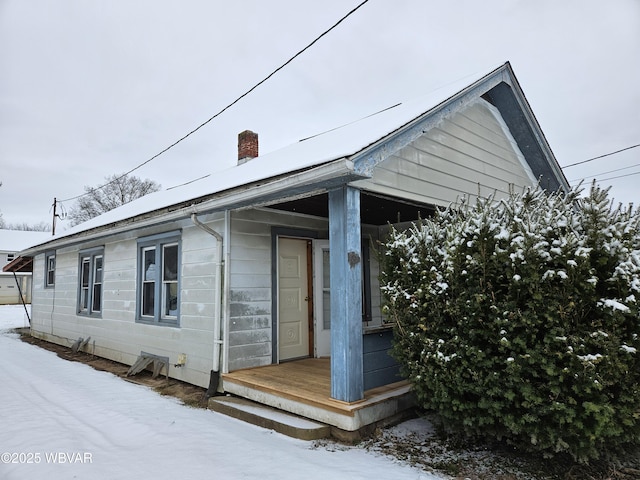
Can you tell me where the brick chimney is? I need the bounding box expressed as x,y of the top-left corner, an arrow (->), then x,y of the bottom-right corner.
238,130 -> 258,165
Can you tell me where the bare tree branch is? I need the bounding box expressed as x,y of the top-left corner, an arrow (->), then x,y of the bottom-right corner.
67,173 -> 161,226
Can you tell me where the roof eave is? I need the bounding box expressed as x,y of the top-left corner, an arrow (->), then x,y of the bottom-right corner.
21,157 -> 364,255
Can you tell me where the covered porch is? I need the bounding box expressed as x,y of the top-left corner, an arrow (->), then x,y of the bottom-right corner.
266,187 -> 431,404
219,358 -> 415,433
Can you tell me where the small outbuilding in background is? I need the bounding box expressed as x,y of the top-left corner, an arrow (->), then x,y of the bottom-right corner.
0,230 -> 50,305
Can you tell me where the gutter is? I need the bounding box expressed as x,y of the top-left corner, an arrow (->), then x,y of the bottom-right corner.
190,212 -> 225,397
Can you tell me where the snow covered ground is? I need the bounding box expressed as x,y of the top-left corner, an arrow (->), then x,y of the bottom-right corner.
0,305 -> 440,480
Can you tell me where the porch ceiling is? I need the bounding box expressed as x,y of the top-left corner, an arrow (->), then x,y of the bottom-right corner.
267,191 -> 434,225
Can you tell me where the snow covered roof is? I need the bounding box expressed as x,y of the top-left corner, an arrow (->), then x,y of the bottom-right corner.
0,229 -> 51,252
21,62 -> 566,254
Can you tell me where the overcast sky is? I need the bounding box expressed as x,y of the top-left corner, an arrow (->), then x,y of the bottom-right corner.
1,0 -> 639,229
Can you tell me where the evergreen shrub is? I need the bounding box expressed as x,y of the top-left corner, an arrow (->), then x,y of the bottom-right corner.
380,185 -> 640,462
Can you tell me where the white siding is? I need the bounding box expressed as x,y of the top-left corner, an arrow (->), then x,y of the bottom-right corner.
0,274 -> 31,304
0,251 -> 15,268
354,98 -> 537,208
28,210 -> 335,383
31,255 -> 55,331
30,217 -> 225,388
227,208 -> 328,371
225,209 -> 389,371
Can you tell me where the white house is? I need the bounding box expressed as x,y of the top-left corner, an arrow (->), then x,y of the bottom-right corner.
6,63 -> 568,433
0,229 -> 50,305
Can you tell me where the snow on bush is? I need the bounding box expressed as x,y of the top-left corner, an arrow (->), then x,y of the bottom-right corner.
380,184 -> 640,463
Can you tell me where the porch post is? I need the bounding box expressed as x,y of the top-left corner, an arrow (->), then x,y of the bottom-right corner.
328,185 -> 364,402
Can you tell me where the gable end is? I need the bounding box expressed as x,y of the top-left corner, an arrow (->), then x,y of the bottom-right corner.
351,63 -> 567,194
482,82 -> 566,192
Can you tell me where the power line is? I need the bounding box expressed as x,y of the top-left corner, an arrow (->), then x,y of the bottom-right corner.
598,171 -> 640,183
58,0 -> 370,204
166,174 -> 211,191
570,169 -> 640,186
568,162 -> 640,183
563,143 -> 640,168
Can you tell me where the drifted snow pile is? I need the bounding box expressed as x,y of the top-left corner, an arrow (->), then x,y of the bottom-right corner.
380,184 -> 640,463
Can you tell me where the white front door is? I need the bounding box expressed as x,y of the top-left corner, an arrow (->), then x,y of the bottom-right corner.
313,240 -> 331,357
278,237 -> 311,361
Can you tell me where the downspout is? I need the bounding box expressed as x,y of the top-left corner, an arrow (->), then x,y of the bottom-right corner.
190,213 -> 224,397
12,272 -> 31,325
222,209 -> 231,375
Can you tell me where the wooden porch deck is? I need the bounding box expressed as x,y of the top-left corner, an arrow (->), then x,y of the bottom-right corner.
221,358 -> 414,431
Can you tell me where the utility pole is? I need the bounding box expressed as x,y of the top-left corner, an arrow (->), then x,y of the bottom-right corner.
52,198 -> 57,236
52,197 -> 67,235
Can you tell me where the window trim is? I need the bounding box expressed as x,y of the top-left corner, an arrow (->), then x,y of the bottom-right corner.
136,231 -> 181,327
77,247 -> 104,317
361,239 -> 372,323
313,238 -> 373,328
45,251 -> 56,288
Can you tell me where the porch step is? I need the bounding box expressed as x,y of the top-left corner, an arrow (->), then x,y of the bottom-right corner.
208,395 -> 331,441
